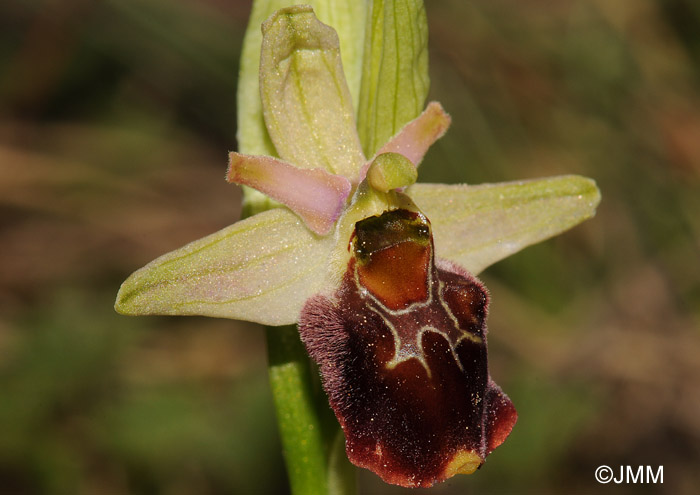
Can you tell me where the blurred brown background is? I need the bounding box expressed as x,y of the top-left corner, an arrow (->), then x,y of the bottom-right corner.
1,0 -> 698,494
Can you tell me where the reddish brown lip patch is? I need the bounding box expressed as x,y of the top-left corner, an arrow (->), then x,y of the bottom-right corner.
299,209 -> 517,487
356,240 -> 430,310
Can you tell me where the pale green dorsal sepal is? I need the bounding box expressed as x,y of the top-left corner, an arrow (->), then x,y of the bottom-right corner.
260,6 -> 365,179
309,0 -> 367,116
115,208 -> 334,326
357,0 -> 430,157
236,0 -> 367,157
408,175 -> 601,275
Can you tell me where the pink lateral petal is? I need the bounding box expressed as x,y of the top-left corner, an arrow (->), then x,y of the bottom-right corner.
227,153 -> 351,235
376,101 -> 451,167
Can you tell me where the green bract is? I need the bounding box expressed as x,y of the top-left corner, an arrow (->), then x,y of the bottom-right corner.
358,0 -> 429,156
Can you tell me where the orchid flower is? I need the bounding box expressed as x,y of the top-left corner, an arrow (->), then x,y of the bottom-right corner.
115,2 -> 600,490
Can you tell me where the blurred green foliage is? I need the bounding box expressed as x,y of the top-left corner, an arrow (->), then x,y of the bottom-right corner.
0,291 -> 287,495
1,0 -> 699,494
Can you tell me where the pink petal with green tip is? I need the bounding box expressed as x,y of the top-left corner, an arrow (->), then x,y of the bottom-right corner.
375,101 -> 451,167
227,152 -> 351,236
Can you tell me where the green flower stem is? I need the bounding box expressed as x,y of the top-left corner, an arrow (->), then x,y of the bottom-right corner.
266,325 -> 327,495
266,325 -> 352,495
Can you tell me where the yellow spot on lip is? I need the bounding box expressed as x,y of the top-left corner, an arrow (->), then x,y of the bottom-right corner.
442,450 -> 482,478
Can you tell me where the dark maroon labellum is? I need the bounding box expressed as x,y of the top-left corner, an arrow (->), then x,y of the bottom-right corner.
299,208 -> 517,487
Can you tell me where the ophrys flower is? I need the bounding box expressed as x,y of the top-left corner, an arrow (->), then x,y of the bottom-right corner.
116,4 -> 600,489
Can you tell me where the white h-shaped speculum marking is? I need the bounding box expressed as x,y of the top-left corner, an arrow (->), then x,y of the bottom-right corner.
353,256 -> 482,377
